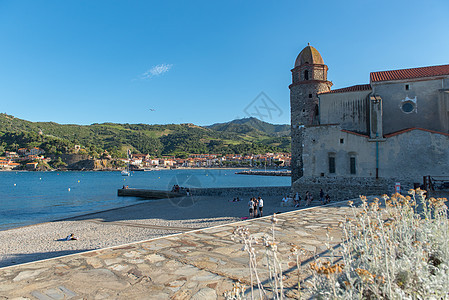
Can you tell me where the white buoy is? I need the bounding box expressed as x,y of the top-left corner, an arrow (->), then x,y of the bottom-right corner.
68,188 -> 71,191
39,178 -> 42,180
14,184 -> 16,186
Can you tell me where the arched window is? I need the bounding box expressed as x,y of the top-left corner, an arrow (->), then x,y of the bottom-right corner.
328,153 -> 336,174
349,152 -> 357,175
304,70 -> 309,80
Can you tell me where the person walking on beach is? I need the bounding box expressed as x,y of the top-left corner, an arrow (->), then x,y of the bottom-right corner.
248,198 -> 254,218
305,191 -> 312,207
258,197 -> 264,217
320,189 -> 325,205
294,192 -> 301,207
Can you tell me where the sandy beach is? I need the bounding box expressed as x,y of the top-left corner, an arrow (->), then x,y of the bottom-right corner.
0,194 -> 300,268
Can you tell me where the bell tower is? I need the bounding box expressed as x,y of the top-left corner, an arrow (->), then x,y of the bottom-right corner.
289,44 -> 332,182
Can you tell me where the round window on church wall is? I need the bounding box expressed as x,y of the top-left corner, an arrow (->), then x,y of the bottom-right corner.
401,102 -> 414,113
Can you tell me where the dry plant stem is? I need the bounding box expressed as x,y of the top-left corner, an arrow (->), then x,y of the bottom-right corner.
250,250 -> 266,299
246,238 -> 265,299
271,222 -> 279,296
295,253 -> 301,298
271,222 -> 284,299
248,240 -> 254,299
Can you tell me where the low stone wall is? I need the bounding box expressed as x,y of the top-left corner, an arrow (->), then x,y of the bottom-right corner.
190,186 -> 291,198
190,177 -> 418,202
292,177 -> 415,201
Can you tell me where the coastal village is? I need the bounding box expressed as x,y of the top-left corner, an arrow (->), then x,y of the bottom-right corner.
0,146 -> 291,171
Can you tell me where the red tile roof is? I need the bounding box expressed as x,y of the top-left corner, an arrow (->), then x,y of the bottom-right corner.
384,127 -> 449,138
319,84 -> 371,95
370,64 -> 449,83
340,128 -> 449,138
340,129 -> 369,137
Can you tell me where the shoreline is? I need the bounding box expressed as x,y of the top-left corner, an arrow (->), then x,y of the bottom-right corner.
0,191 -> 298,268
0,185 -> 291,232
0,167 -> 289,172
0,200 -> 150,233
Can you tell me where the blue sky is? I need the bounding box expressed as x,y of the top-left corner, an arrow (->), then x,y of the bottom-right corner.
0,0 -> 448,126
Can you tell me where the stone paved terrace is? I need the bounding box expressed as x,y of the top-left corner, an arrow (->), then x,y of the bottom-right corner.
0,200 -> 363,299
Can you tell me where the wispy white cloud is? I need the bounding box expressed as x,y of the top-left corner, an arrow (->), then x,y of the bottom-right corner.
140,63 -> 173,80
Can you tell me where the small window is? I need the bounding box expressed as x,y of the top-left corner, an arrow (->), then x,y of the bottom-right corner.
350,157 -> 356,174
304,70 -> 309,80
302,109 -> 305,112
328,156 -> 336,174
309,93 -> 312,98
340,138 -> 344,144
405,84 -> 409,90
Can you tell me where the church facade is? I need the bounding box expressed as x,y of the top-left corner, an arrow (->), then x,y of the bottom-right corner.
290,44 -> 449,195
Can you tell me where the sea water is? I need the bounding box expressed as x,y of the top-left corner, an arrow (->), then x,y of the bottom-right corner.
0,169 -> 289,230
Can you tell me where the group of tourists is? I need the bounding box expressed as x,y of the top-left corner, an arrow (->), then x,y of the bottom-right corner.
283,189 -> 331,207
248,197 -> 264,218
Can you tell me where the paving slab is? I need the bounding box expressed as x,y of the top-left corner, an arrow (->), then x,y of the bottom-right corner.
0,200 -> 364,299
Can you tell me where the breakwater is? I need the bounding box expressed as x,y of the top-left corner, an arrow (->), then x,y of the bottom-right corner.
235,170 -> 291,176
117,188 -> 185,199
117,186 -> 292,199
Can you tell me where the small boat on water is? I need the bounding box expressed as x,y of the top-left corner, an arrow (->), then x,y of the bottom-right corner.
122,149 -> 131,176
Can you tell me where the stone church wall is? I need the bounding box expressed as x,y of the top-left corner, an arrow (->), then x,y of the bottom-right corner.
373,78 -> 446,134
319,90 -> 371,134
301,125 -> 449,183
301,125 -> 375,178
381,129 -> 449,181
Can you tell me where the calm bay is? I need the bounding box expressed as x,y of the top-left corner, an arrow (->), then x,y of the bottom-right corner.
0,169 -> 289,230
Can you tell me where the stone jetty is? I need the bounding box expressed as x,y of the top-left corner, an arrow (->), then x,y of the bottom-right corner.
235,170 -> 291,176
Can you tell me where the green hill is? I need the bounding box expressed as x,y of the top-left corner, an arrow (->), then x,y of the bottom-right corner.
206,117 -> 290,137
0,114 -> 291,158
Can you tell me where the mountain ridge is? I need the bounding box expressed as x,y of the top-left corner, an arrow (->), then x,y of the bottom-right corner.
205,117 -> 290,137
0,114 -> 291,158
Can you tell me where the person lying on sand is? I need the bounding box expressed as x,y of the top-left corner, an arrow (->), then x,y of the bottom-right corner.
65,233 -> 78,241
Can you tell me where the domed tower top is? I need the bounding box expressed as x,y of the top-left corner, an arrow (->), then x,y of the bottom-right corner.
290,44 -> 330,84
294,43 -> 324,67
